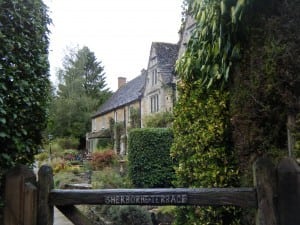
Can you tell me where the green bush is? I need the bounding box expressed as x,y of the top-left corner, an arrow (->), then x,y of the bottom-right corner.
96,137 -> 113,150
92,167 -> 131,189
143,111 -> 174,128
56,137 -> 79,149
54,171 -> 83,189
35,151 -> 49,162
109,206 -> 153,225
128,128 -> 174,188
46,141 -> 63,155
0,0 -> 50,212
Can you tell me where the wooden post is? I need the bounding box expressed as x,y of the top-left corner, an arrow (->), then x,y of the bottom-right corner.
277,157 -> 300,225
4,165 -> 37,225
287,114 -> 296,157
24,182 -> 38,225
37,165 -> 54,225
253,157 -> 278,225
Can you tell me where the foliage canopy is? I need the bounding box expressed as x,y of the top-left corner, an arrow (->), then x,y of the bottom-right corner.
0,0 -> 50,173
47,46 -> 112,144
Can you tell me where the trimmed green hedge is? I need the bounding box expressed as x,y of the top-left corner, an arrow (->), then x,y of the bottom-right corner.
0,0 -> 50,213
128,128 -> 174,188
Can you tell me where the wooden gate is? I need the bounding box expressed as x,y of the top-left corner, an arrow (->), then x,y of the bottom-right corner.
4,157 -> 300,225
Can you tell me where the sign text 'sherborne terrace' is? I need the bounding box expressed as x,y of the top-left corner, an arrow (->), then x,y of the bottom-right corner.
104,194 -> 188,205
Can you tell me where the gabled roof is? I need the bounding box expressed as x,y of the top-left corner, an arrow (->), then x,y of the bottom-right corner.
93,70 -> 147,118
151,42 -> 179,84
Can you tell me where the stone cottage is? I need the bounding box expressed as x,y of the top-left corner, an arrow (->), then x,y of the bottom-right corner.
141,42 -> 179,126
86,42 -> 179,153
86,70 -> 146,153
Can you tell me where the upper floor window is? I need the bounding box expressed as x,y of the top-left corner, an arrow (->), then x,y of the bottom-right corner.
150,94 -> 159,113
151,69 -> 157,86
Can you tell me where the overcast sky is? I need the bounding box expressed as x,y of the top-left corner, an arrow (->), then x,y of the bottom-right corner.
44,0 -> 183,91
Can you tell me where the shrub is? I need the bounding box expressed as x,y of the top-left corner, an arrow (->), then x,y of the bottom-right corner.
143,111 -> 174,128
109,206 -> 153,225
96,137 -> 113,150
128,128 -> 174,188
91,150 -> 117,170
129,107 -> 141,128
0,0 -> 50,212
57,137 -> 79,149
92,167 -> 131,189
51,158 -> 68,174
35,151 -> 49,165
54,171 -> 83,189
46,141 -> 63,156
63,149 -> 78,161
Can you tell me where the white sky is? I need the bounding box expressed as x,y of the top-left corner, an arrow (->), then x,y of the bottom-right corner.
44,0 -> 183,91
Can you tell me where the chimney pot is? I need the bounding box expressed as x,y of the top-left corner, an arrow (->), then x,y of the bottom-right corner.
118,77 -> 126,89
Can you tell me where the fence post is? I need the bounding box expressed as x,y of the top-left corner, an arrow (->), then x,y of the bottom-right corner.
277,157 -> 300,224
4,165 -> 37,225
253,157 -> 278,225
37,165 -> 54,225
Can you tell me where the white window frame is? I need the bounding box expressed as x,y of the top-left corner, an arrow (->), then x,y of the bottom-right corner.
150,94 -> 159,113
151,69 -> 157,86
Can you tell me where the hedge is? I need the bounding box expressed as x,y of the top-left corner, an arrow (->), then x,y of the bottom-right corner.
128,128 -> 174,188
0,0 -> 50,212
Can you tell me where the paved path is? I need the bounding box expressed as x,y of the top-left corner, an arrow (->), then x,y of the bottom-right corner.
54,207 -> 73,225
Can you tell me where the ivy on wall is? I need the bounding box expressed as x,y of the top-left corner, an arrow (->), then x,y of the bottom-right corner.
176,0 -> 251,89
172,0 -> 300,224
172,0 -> 250,223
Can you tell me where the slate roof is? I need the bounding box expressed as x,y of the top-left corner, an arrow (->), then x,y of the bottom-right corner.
92,70 -> 147,118
151,42 -> 179,84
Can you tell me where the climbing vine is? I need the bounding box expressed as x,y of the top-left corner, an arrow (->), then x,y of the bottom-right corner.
172,0 -> 300,224
176,0 -> 251,89
172,0 -> 252,224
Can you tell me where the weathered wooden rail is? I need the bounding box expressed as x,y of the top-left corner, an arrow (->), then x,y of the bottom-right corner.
49,188 -> 257,207
4,157 -> 300,225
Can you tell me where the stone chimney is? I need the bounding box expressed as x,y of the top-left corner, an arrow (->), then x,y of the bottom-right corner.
118,77 -> 126,89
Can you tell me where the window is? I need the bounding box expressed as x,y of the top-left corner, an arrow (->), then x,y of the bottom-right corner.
114,111 -> 118,122
151,69 -> 157,86
150,94 -> 159,113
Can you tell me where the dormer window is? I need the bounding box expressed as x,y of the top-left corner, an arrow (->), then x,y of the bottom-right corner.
151,69 -> 157,86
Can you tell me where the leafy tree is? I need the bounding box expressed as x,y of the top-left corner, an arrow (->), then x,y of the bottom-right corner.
0,0 -> 50,212
48,47 -> 111,146
58,46 -> 111,104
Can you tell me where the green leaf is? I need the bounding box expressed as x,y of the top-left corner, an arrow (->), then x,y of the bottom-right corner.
1,153 -> 11,161
0,132 -> 8,138
0,118 -> 6,124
